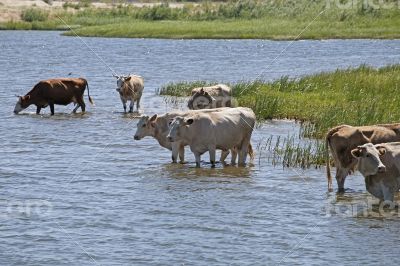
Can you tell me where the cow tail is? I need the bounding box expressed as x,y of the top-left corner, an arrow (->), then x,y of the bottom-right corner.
86,80 -> 94,105
248,143 -> 255,161
326,133 -> 333,192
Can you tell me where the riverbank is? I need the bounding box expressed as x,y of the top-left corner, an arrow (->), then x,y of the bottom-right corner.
158,65 -> 400,139
1,1 -> 400,40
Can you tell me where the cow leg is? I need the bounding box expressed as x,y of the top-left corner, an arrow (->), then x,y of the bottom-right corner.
230,148 -> 238,165
178,144 -> 185,164
36,106 -> 41,115
80,100 -> 86,113
238,138 -> 250,166
220,150 -> 229,163
171,143 -> 179,163
49,103 -> 55,115
335,168 -> 349,193
129,100 -> 134,113
136,98 -> 141,112
209,145 -> 216,168
194,152 -> 201,168
72,104 -> 80,113
381,183 -> 395,204
120,97 -> 127,113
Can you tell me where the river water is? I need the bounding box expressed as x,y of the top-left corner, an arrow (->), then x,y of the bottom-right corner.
1,31 -> 400,265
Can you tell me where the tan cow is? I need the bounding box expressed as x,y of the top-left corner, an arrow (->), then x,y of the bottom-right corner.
134,108 -> 241,164
351,142 -> 400,203
114,74 -> 144,113
187,84 -> 232,110
325,124 -> 400,192
14,78 -> 93,115
166,107 -> 255,167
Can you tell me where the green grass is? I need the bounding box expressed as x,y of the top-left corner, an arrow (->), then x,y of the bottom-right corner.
21,8 -> 49,22
1,0 -> 400,39
258,135 -> 326,169
158,64 -> 400,167
63,17 -> 400,39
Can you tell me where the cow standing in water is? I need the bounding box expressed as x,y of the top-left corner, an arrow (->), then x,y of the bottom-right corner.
167,107 -> 256,167
187,84 -> 232,110
14,78 -> 93,115
325,124 -> 400,192
134,108 -> 246,164
351,142 -> 400,204
114,74 -> 144,113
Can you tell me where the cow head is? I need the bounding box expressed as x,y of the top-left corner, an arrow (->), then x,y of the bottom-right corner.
114,75 -> 132,92
351,143 -> 386,177
187,88 -> 216,110
14,95 -> 31,114
167,116 -> 194,142
134,114 -> 157,140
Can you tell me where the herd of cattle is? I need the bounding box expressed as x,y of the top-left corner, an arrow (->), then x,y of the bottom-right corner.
13,75 -> 400,204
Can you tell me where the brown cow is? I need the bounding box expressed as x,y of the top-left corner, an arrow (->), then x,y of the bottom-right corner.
325,124 -> 400,192
14,78 -> 93,115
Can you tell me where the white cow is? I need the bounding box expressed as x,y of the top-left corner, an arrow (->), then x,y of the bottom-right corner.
134,108 -> 239,164
187,84 -> 232,110
351,142 -> 400,203
114,74 -> 144,113
166,107 -> 256,167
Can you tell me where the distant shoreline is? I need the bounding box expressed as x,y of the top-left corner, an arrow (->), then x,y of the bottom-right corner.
1,1 -> 400,40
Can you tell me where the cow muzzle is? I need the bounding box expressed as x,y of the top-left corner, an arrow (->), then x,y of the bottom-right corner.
378,165 -> 386,173
134,135 -> 140,140
14,103 -> 23,114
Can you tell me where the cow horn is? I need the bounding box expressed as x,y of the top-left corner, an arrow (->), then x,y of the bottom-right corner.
15,94 -> 20,98
113,74 -> 119,78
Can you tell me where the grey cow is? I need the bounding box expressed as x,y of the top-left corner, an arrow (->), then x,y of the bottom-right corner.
351,142 -> 400,204
114,74 -> 144,113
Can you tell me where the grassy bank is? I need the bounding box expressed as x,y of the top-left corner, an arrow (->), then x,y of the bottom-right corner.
158,65 -> 400,138
1,1 -> 400,39
63,17 -> 400,39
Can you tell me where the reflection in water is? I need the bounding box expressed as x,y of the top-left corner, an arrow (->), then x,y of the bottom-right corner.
14,111 -> 91,120
160,162 -> 254,179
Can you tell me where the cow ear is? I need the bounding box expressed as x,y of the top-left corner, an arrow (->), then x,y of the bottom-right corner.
150,114 -> 157,122
351,148 -> 362,158
378,147 -> 386,156
185,118 -> 194,125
